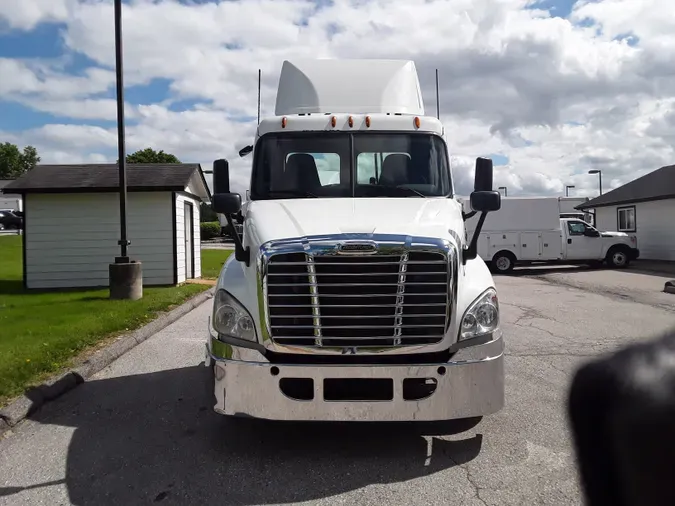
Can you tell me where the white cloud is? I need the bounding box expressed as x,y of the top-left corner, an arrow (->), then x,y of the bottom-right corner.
1,0 -> 674,199
0,0 -> 72,31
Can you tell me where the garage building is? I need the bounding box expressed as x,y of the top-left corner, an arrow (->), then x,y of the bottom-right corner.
2,163 -> 210,289
576,164 -> 675,261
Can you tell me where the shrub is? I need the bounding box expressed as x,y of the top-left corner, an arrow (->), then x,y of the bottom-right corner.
200,221 -> 221,240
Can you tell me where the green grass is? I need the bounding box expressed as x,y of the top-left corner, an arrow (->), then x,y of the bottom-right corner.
0,236 -> 229,405
201,248 -> 232,279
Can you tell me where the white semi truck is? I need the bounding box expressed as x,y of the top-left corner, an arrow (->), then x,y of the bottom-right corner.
205,59 -> 505,423
461,196 -> 639,273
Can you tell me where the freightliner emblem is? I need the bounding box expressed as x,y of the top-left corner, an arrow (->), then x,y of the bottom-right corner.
337,242 -> 378,255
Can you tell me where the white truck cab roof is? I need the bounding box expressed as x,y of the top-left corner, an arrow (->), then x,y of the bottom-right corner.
274,58 -> 425,116
258,58 -> 443,138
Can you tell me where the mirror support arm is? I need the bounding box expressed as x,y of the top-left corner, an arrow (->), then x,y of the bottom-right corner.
463,210 -> 477,221
463,211 -> 488,264
224,213 -> 250,266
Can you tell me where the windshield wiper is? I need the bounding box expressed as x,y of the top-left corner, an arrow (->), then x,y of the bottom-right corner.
384,186 -> 426,198
266,190 -> 318,198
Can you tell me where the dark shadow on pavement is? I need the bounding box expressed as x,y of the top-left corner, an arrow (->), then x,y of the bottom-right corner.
20,365 -> 483,505
502,265 -> 598,277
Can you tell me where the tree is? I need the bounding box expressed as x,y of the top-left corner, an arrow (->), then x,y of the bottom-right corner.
125,148 -> 181,164
0,142 -> 40,179
200,202 -> 219,222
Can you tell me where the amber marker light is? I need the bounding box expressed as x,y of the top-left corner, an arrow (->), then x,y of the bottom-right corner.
414,116 -> 421,129
331,115 -> 337,127
365,116 -> 371,127
348,116 -> 354,127
281,117 -> 287,128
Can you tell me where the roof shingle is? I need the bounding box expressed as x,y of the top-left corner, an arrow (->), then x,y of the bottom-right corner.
1,164 -> 204,194
577,164 -> 675,209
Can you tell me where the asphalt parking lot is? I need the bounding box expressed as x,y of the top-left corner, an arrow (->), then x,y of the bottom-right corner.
0,266 -> 673,505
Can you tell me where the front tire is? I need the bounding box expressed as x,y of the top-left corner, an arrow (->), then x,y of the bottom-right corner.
606,247 -> 630,268
492,252 -> 515,274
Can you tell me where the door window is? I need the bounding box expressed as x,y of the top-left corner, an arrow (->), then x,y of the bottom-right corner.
567,222 -> 586,236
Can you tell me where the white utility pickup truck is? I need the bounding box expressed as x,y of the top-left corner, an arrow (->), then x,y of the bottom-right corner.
205,58 -> 505,423
462,196 -> 639,273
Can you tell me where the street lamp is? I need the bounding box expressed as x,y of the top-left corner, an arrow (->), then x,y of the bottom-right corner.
109,0 -> 143,300
588,169 -> 603,196
565,185 -> 575,197
498,186 -> 508,196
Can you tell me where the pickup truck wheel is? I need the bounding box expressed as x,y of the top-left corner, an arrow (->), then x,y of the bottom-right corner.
492,252 -> 515,274
606,247 -> 630,268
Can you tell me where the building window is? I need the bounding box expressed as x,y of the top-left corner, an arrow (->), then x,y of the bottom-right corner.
617,206 -> 636,232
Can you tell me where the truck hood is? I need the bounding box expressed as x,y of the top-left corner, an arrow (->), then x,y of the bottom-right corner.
245,198 -> 466,247
600,231 -> 629,237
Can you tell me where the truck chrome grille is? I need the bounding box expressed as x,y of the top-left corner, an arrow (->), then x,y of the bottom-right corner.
265,250 -> 450,348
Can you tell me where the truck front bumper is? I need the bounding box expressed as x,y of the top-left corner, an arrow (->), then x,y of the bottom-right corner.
206,331 -> 504,422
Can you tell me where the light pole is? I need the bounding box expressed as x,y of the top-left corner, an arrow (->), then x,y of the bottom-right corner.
565,185 -> 575,197
109,0 -> 142,300
498,186 -> 507,197
588,169 -> 602,196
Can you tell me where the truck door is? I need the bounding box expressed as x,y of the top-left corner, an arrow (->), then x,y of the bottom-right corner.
564,220 -> 602,260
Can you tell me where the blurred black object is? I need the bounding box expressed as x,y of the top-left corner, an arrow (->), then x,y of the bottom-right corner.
568,327 -> 675,506
0,210 -> 22,230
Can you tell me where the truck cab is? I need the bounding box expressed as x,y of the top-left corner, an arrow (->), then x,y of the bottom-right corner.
561,218 -> 639,268
205,59 -> 504,423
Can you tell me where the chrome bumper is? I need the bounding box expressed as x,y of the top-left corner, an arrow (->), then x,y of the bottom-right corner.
206,331 -> 504,422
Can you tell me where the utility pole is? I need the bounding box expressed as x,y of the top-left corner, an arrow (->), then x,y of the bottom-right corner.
109,0 -> 143,300
589,169 -> 603,195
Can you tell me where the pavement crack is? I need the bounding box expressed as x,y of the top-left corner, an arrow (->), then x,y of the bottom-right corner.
510,320 -> 568,342
446,454 -> 488,506
527,274 -> 675,314
502,302 -> 560,326
508,351 -> 597,358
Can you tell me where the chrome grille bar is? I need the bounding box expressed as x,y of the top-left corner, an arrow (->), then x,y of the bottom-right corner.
393,252 -> 409,346
307,254 -> 322,347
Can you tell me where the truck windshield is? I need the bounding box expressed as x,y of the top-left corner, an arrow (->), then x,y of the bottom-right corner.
250,132 -> 452,199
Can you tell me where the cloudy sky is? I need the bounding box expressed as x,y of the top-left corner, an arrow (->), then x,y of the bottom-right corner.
1,0 -> 674,197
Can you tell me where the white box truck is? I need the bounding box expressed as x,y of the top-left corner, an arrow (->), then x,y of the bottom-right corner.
204,58 -> 505,423
461,196 -> 639,273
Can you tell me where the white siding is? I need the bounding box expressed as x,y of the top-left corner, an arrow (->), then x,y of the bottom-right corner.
593,207 -> 615,232
175,192 -> 201,282
25,192 -> 174,289
593,199 -> 675,261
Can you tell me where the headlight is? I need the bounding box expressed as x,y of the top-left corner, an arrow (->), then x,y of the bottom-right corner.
212,289 -> 257,342
460,288 -> 499,341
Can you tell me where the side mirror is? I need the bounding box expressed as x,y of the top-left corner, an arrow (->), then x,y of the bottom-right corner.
470,191 -> 501,213
213,159 -> 230,194
463,157 -> 498,264
238,145 -> 253,157
474,157 -> 494,192
211,193 -> 242,215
